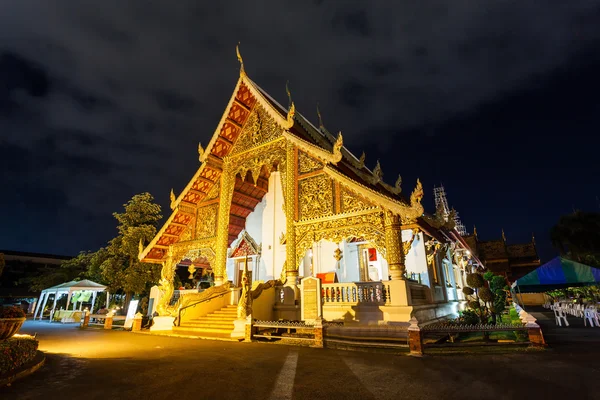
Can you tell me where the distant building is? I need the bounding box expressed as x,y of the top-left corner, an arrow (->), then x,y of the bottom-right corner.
0,250 -> 72,300
463,230 -> 540,282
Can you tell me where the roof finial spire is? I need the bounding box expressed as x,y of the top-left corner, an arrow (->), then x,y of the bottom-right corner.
501,228 -> 506,242
286,80 -> 292,108
317,102 -> 324,129
236,42 -> 245,76
473,225 -> 478,238
531,232 -> 536,244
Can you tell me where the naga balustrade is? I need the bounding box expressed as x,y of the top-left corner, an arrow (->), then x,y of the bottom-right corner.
321,281 -> 391,305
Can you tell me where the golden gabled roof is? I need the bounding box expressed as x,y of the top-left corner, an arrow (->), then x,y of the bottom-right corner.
140,49 -> 424,263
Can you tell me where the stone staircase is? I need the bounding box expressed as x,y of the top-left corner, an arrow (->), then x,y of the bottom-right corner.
172,305 -> 238,340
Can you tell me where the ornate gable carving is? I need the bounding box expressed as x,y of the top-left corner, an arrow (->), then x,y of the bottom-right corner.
196,204 -> 218,239
340,187 -> 376,213
298,174 -> 334,220
298,150 -> 323,175
230,230 -> 260,258
230,106 -> 283,156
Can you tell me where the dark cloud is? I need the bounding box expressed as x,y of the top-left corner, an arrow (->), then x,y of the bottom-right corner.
0,1 -> 599,257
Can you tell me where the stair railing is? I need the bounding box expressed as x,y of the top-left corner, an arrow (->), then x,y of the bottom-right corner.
176,292 -> 229,326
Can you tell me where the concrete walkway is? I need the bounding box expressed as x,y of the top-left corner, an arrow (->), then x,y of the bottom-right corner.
2,320 -> 599,400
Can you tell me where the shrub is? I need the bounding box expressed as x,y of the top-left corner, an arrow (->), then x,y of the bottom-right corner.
468,300 -> 481,309
0,306 -> 25,319
479,287 -> 494,303
466,273 -> 485,289
0,337 -> 38,375
459,309 -> 480,325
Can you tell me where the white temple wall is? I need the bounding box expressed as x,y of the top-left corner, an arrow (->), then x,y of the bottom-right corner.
402,230 -> 429,284
258,171 -> 287,281
342,241 -> 360,283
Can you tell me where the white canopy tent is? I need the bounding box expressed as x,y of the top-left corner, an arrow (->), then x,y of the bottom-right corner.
33,279 -> 108,321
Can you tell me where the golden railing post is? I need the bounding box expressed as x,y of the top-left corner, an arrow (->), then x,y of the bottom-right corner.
284,141 -> 299,290
214,163 -> 235,286
384,211 -> 405,280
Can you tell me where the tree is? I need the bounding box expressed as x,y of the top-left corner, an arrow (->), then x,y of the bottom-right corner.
22,251 -> 92,292
99,193 -> 163,309
551,211 -> 600,267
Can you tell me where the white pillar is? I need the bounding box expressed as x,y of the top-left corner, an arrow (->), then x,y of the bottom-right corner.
66,291 -> 73,311
50,292 -> 59,322
106,291 -> 110,308
38,292 -> 49,320
34,292 -> 45,319
91,291 -> 97,313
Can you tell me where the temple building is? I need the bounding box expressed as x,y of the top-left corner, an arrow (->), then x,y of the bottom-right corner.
139,50 -> 481,334
463,230 -> 540,282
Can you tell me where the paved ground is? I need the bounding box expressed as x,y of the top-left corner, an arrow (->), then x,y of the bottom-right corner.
2,310 -> 600,400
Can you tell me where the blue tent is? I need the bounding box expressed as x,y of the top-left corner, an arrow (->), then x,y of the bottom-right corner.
513,257 -> 600,292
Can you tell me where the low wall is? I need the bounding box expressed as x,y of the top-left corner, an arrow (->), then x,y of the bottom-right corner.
252,286 -> 276,321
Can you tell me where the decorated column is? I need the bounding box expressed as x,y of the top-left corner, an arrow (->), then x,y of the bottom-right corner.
214,163 -> 235,286
384,211 -> 405,280
284,141 -> 298,288
156,246 -> 176,316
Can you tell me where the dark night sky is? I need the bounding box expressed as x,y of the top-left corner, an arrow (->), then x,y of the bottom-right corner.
1,2 -> 599,262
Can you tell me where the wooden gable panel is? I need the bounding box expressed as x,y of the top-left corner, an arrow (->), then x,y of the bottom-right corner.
157,235 -> 178,246
183,191 -> 204,204
191,179 -> 212,194
228,103 -> 250,125
165,225 -> 185,236
201,166 -> 221,181
213,138 -> 233,158
220,121 -> 241,142
236,84 -> 257,108
148,248 -> 166,260
173,212 -> 193,226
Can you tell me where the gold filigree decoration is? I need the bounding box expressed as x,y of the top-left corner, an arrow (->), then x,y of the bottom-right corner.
282,131 -> 343,166
198,142 -> 205,162
403,228 -> 421,255
298,151 -> 323,174
358,152 -> 366,168
285,102 -> 295,129
196,204 -> 218,239
230,106 -> 283,156
322,166 -> 424,224
298,174 -> 334,220
204,180 -> 220,201
340,186 -> 375,213
371,160 -> 383,184
279,232 -> 286,245
334,247 -> 343,269
295,210 -> 386,267
180,220 -> 194,242
170,189 -> 176,210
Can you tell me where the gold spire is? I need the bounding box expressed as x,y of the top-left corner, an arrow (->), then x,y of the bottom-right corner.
473,225 -> 478,237
502,229 -> 506,242
236,43 -> 245,76
286,80 -> 292,108
395,174 -> 402,192
170,189 -> 176,210
317,102 -> 324,129
358,152 -> 366,168
198,142 -> 205,162
138,238 -> 144,257
285,101 -> 295,128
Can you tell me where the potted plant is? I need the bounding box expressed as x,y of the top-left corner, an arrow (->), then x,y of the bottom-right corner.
0,305 -> 27,341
